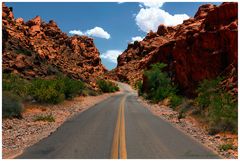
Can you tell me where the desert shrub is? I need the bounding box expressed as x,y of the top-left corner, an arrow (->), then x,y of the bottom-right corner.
196,77 -> 223,111
178,108 -> 186,120
141,63 -> 178,103
29,78 -> 65,104
3,73 -> 87,104
29,76 -> 86,103
135,80 -> 143,96
196,77 -> 237,134
97,79 -> 119,93
82,88 -> 98,96
61,76 -> 85,99
3,73 -> 31,98
3,91 -> 23,118
34,114 -> 55,122
15,48 -> 32,56
170,94 -> 183,109
219,143 -> 237,151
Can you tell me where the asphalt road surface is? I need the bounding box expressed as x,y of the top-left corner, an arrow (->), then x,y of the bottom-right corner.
18,82 -> 220,159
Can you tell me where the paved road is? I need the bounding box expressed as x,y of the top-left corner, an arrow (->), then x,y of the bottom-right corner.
18,82 -> 219,159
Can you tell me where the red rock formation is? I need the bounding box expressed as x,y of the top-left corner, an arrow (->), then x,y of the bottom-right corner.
2,3 -> 107,86
111,2 -> 237,96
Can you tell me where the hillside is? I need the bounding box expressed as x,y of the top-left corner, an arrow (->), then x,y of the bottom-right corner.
110,2 -> 237,96
2,3 -> 107,88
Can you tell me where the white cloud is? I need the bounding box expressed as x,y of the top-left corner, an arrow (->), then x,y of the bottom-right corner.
135,3 -> 189,33
69,30 -> 83,35
69,27 -> 110,39
131,36 -> 143,43
85,27 -> 111,39
100,50 -> 122,63
140,2 -> 164,8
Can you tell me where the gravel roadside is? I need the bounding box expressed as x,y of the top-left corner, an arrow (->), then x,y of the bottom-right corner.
138,97 -> 238,159
2,91 -> 122,159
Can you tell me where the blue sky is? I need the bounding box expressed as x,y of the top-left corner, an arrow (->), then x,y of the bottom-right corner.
5,2 -> 221,70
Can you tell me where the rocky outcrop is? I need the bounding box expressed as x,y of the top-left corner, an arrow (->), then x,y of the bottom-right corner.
2,3 -> 106,87
111,2 -> 237,96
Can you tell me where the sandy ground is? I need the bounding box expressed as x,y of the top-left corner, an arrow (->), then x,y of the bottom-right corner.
138,97 -> 238,159
2,91 -> 122,159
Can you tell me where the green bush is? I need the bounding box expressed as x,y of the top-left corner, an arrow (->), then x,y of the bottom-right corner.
61,76 -> 85,99
219,143 -> 236,151
135,80 -> 143,96
97,79 -> 119,93
196,77 -> 223,111
196,77 -> 237,134
29,78 -> 65,104
3,91 -> 23,118
82,88 -> 98,96
3,73 -> 65,104
3,73 -> 31,98
34,114 -> 55,122
3,73 -> 86,104
141,63 -> 178,103
29,75 -> 86,103
170,94 -> 183,108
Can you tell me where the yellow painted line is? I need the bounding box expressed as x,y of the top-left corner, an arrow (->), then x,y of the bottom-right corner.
111,95 -> 127,159
111,102 -> 121,159
120,96 -> 127,159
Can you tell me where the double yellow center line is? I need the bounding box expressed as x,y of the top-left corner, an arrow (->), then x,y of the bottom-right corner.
111,95 -> 127,159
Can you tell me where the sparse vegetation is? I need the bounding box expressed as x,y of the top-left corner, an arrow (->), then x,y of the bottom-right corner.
3,73 -> 31,99
3,73 -> 87,105
34,114 -> 55,122
135,80 -> 143,96
139,63 -> 182,107
29,78 -> 65,104
29,76 -> 86,104
82,88 -> 98,96
196,77 -> 237,134
15,48 -> 32,56
219,143 -> 237,151
178,109 -> 186,120
3,91 -> 23,118
61,76 -> 85,99
170,94 -> 183,109
97,79 -> 119,93
137,63 -> 237,135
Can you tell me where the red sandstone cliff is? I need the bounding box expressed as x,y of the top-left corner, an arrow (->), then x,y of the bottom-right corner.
111,2 -> 237,96
2,3 -> 107,87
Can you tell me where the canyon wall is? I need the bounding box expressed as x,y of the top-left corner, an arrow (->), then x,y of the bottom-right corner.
2,3 -> 107,87
112,2 -> 237,96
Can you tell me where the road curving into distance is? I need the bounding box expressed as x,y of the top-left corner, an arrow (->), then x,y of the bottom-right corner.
17,82 -> 220,159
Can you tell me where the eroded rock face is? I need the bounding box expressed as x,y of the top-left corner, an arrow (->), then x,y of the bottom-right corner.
2,3 -> 107,86
111,2 -> 237,96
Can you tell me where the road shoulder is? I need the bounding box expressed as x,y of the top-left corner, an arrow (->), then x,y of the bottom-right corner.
2,91 -> 122,159
137,97 -> 237,159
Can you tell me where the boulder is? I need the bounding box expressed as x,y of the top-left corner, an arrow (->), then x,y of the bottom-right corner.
157,24 -> 168,36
